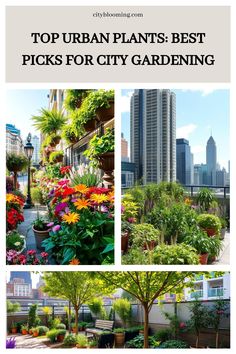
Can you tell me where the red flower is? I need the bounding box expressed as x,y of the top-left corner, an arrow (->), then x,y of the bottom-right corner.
60,166 -> 71,174
27,249 -> 37,256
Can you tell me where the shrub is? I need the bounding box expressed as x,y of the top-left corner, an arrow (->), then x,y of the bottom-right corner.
125,334 -> 158,348
112,299 -> 131,326
158,339 -> 189,348
122,248 -> 151,265
46,329 -> 58,343
152,244 -> 200,265
183,229 -> 213,254
88,298 -> 103,317
196,188 -> 215,212
36,326 -> 49,336
57,329 -> 66,336
56,323 -> 66,330
28,304 -> 40,329
6,230 -> 25,251
130,223 -> 159,248
154,328 -> 172,342
114,328 -> 126,333
63,333 -> 78,347
76,334 -> 88,348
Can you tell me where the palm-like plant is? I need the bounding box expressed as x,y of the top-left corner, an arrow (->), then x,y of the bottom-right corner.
32,108 -> 67,135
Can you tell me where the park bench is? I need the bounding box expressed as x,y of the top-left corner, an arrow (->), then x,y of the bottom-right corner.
85,319 -> 114,337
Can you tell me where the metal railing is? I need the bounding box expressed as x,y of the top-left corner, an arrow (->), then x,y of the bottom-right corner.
208,288 -> 224,297
190,290 -> 203,299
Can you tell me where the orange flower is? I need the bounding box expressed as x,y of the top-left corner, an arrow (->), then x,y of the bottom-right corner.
74,199 -> 90,210
62,212 -> 80,224
107,190 -> 115,202
90,193 -> 109,204
74,184 -> 89,194
69,258 -> 80,265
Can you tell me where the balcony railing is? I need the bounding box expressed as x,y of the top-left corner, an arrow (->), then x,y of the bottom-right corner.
184,185 -> 230,199
194,275 -> 204,281
190,290 -> 203,299
208,288 -> 224,297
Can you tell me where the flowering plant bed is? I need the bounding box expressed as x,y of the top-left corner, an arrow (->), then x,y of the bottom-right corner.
6,193 -> 24,231
6,249 -> 48,265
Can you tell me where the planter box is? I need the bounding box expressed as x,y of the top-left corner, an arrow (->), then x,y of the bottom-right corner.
32,225 -> 51,251
96,102 -> 114,122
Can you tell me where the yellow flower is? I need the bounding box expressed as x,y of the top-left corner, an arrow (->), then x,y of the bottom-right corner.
62,212 -> 80,224
61,197 -> 70,203
107,190 -> 115,203
90,193 -> 109,204
74,184 -> 89,194
69,258 -> 80,265
74,199 -> 90,210
6,194 -> 17,203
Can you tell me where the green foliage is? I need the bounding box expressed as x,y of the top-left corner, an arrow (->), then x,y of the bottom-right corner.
45,164 -> 63,179
62,123 -> 81,144
88,298 -> 103,316
50,317 -> 61,329
83,128 -> 114,164
21,324 -> 28,330
6,230 -> 24,251
112,298 -> 131,326
7,300 -> 21,313
31,187 -> 43,204
209,236 -> 223,257
77,334 -> 88,347
154,328 -> 172,342
46,329 -> 58,343
197,214 -> 221,234
122,248 -> 151,265
163,312 -> 180,338
125,334 -> 159,348
32,213 -> 49,231
187,300 -> 209,347
130,223 -> 159,248
64,89 -> 91,111
49,150 -> 64,163
6,153 -> 28,172
152,244 -> 199,265
36,326 -> 49,335
158,339 -> 189,348
69,164 -> 101,187
63,334 -> 78,347
32,108 -> 66,135
196,188 -> 215,212
56,323 -> 66,329
114,327 -> 125,333
28,304 -> 40,329
57,329 -> 66,336
183,229 -> 214,254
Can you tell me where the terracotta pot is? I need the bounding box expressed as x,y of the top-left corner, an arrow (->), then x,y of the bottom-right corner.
72,328 -> 76,333
33,331 -> 39,337
22,329 -> 28,335
204,228 -> 217,237
54,155 -> 64,163
11,328 -> 17,334
121,232 -> 129,253
51,136 -> 61,146
29,329 -> 33,335
84,118 -> 97,132
32,225 -> 51,251
96,102 -> 114,122
57,334 -> 65,342
114,332 -> 125,348
199,253 -> 209,265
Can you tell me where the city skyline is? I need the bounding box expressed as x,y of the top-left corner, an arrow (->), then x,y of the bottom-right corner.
122,89 -> 230,170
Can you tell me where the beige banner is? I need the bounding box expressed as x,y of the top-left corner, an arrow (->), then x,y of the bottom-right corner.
6,6 -> 230,82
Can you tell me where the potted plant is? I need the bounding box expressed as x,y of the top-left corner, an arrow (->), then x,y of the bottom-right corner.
86,89 -> 114,122
6,230 -> 26,255
183,229 -> 213,265
197,214 -> 221,237
196,188 -> 215,212
121,221 -> 133,253
21,324 -> 28,335
131,223 -> 159,250
57,329 -> 66,342
32,327 -> 39,337
219,217 -> 227,240
6,153 -> 28,189
113,328 -> 126,348
31,214 -> 51,251
64,89 -> 90,111
49,150 -> 64,164
62,124 -> 80,145
208,236 -> 223,263
63,333 -> 78,347
152,244 -> 200,265
71,323 -> 76,333
88,339 -> 98,348
10,322 -> 18,334
32,108 -> 66,136
46,329 -> 58,343
76,334 -> 88,348
49,134 -> 61,147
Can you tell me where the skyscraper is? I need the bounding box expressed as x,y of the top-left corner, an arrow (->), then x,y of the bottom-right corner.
130,89 -> 176,184
31,135 -> 41,165
10,271 -> 32,286
206,136 -> 217,185
176,138 -> 192,185
121,133 -> 129,162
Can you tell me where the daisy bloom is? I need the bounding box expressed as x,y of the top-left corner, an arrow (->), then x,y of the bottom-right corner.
74,184 -> 89,194
90,193 -> 109,204
62,212 -> 80,224
69,258 -> 80,265
74,199 -> 90,210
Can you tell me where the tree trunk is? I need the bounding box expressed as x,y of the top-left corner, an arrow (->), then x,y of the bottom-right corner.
143,304 -> 149,348
216,331 -> 219,348
74,306 -> 79,334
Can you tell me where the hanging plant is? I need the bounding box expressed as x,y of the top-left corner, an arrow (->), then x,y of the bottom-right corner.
32,108 -> 67,135
64,89 -> 91,111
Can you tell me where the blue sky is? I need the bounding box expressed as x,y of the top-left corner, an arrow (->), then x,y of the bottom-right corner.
6,90 -> 49,140
121,89 -> 230,170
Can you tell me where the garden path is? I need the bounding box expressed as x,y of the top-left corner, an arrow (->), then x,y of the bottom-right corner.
7,334 -> 48,349
212,232 -> 230,265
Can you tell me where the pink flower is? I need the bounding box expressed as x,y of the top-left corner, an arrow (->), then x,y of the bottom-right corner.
52,225 -> 61,232
179,322 -> 186,328
47,222 -> 54,227
128,217 -> 136,223
27,249 -> 36,256
40,252 -> 48,258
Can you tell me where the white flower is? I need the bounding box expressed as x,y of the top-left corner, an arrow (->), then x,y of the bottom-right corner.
14,242 -> 21,246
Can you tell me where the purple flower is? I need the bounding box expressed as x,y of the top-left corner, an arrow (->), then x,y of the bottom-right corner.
55,202 -> 68,213
52,225 -> 61,232
121,205 -> 125,213
128,217 -> 136,223
65,207 -> 70,214
48,189 -> 55,197
6,337 -> 16,349
101,205 -> 109,213
47,222 -> 54,227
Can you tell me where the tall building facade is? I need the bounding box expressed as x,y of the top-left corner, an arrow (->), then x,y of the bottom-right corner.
121,133 -> 129,162
6,124 -> 23,154
206,136 -> 217,185
176,138 -> 193,185
10,272 -> 32,286
130,89 -> 176,184
31,135 -> 41,165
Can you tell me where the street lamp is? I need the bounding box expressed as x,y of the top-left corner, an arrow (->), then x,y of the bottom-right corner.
23,133 -> 34,209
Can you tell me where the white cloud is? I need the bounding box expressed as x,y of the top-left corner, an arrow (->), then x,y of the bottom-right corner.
120,91 -> 134,113
191,145 -> 205,154
200,88 -> 216,97
176,123 -> 197,139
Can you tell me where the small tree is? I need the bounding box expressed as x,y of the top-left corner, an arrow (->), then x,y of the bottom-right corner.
28,304 -> 40,329
208,299 -> 229,348
187,300 -> 209,348
112,298 -> 131,327
88,298 -> 103,318
42,306 -> 52,327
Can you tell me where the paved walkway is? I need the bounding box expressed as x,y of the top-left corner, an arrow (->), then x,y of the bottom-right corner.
212,231 -> 230,265
7,334 -> 49,349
